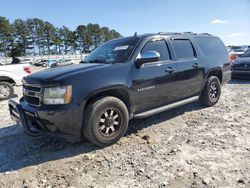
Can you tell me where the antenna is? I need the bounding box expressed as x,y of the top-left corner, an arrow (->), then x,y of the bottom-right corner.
134,32 -> 137,37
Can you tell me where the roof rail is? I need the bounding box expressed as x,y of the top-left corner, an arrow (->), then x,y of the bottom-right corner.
158,32 -> 167,35
182,32 -> 198,35
158,32 -> 182,35
200,33 -> 212,36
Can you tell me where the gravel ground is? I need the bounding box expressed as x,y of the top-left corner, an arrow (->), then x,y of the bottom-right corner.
0,74 -> 249,187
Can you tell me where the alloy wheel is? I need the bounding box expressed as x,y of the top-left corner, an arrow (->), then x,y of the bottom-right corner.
98,108 -> 122,137
209,82 -> 219,102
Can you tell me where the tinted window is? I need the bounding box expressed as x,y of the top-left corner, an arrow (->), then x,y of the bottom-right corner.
194,37 -> 228,56
170,39 -> 195,59
142,40 -> 170,61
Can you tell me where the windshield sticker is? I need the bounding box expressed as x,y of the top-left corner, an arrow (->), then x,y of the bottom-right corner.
114,45 -> 129,51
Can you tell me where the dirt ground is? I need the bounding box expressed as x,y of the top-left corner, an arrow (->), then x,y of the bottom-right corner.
0,71 -> 249,187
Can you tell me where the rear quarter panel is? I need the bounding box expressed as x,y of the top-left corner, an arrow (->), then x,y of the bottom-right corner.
191,36 -> 230,82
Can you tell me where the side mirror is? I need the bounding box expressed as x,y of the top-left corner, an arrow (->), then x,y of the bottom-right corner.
135,51 -> 160,68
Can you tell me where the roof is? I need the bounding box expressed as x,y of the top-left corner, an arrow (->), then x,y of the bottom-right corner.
138,32 -> 213,38
109,32 -> 214,43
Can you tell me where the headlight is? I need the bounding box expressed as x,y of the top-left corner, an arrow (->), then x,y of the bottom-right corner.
43,86 -> 72,105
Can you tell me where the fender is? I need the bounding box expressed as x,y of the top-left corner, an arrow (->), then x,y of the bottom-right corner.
0,71 -> 19,85
202,67 -> 222,89
83,84 -> 135,115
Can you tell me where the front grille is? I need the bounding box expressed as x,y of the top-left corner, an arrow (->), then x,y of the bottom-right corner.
23,84 -> 41,92
24,96 -> 40,106
23,84 -> 42,106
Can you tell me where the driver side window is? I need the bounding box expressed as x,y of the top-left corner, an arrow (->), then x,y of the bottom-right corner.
141,40 -> 171,61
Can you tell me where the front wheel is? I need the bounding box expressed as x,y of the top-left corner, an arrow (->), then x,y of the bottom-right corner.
199,76 -> 221,106
83,96 -> 129,147
0,82 -> 14,100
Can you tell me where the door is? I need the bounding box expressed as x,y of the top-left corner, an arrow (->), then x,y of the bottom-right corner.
132,39 -> 178,112
168,38 -> 204,99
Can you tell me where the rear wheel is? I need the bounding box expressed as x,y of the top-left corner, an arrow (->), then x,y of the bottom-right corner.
50,63 -> 57,68
199,76 -> 221,106
83,96 -> 129,147
0,82 -> 14,100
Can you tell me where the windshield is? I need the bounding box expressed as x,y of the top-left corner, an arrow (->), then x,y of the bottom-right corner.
243,49 -> 250,57
85,37 -> 140,64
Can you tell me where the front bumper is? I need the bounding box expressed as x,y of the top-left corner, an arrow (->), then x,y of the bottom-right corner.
231,69 -> 250,78
8,98 -> 85,142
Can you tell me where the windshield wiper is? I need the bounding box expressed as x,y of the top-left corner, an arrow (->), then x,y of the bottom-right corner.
88,59 -> 112,64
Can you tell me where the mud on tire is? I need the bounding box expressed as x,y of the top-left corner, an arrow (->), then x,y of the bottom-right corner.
82,96 -> 129,147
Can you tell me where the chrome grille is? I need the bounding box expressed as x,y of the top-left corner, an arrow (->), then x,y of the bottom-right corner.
23,84 -> 42,106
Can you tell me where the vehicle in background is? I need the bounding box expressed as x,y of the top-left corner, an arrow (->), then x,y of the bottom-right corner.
0,63 -> 31,100
9,32 -> 231,147
22,58 -> 33,65
33,59 -> 57,67
33,59 -> 47,66
229,46 -> 249,62
49,59 -> 74,68
33,59 -> 73,68
229,49 -> 246,56
231,48 -> 250,79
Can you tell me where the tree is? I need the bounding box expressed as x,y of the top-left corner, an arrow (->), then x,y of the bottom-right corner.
13,19 -> 33,56
76,24 -> 122,53
86,23 -> 102,50
52,28 -> 63,55
75,25 -> 91,53
0,16 -> 122,57
101,27 -> 122,42
0,16 -> 12,58
30,18 -> 46,55
41,21 -> 56,54
59,26 -> 75,54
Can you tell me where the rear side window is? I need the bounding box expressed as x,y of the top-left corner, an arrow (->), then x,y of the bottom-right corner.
170,39 -> 195,60
142,40 -> 171,61
194,37 -> 228,56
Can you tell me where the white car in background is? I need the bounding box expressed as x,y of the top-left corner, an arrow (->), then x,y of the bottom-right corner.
0,62 -> 31,100
229,49 -> 246,56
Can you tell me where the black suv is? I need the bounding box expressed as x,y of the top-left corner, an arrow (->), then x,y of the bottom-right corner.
9,32 -> 231,147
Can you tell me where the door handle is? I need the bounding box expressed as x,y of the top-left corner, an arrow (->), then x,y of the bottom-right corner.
165,67 -> 175,73
192,63 -> 199,68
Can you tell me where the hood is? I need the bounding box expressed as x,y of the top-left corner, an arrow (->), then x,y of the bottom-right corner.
24,63 -> 111,85
235,57 -> 250,64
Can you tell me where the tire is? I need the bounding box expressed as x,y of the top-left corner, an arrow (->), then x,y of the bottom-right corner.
199,76 -> 221,106
0,82 -> 14,100
50,63 -> 57,68
83,96 -> 129,147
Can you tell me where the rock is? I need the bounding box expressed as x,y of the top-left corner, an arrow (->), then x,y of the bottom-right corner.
137,168 -> 145,175
42,178 -> 47,183
169,148 -> 179,155
159,182 -> 168,187
237,179 -> 245,184
142,135 -> 150,144
193,172 -> 198,178
83,154 -> 94,160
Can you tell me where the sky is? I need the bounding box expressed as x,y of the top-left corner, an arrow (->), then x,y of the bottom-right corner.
0,0 -> 250,45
